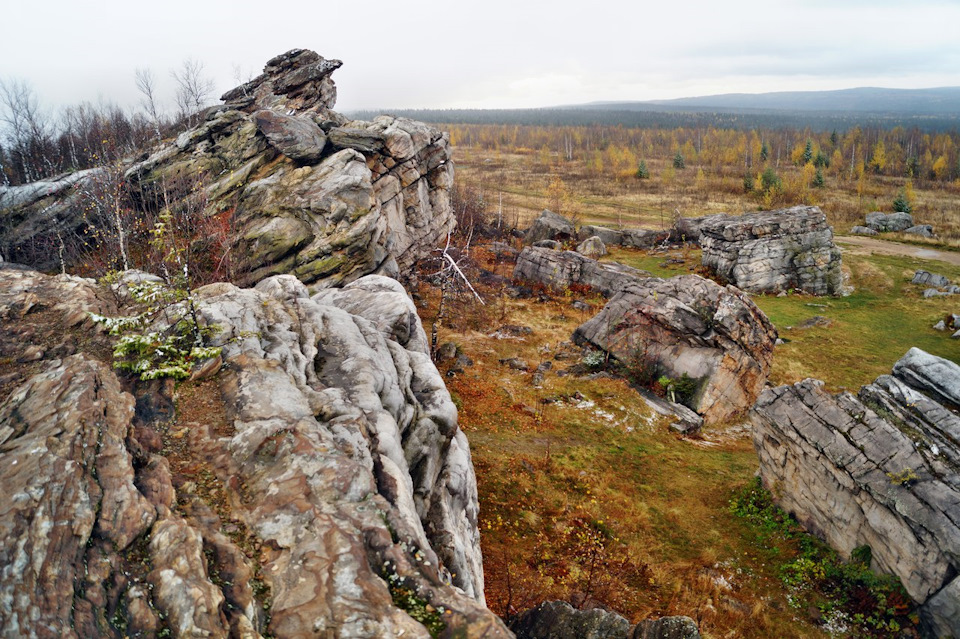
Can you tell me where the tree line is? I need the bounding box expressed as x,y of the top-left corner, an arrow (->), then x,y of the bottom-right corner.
443,122 -> 960,185
0,59 -> 217,186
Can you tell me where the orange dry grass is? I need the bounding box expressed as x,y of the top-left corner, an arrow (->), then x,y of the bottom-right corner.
413,246 -> 830,638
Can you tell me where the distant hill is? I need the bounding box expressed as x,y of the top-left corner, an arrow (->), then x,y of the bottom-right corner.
575,87 -> 960,116
352,88 -> 960,133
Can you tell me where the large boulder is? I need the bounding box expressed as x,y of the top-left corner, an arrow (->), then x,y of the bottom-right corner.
0,268 -> 510,638
673,214 -> 732,243
905,224 -> 935,238
524,210 -> 575,245
577,225 -> 669,249
510,601 -> 700,639
514,246 -> 650,297
865,211 -> 914,232
574,274 -> 777,424
913,270 -> 951,288
576,235 -> 608,258
699,206 -> 843,295
751,348 -> 960,638
0,50 -> 455,290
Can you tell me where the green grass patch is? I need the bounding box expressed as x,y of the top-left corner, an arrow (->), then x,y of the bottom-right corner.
730,479 -> 917,636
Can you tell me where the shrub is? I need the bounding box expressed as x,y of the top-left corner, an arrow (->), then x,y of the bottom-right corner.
760,167 -> 782,192
892,189 -> 912,214
672,152 -> 685,169
91,278 -> 221,380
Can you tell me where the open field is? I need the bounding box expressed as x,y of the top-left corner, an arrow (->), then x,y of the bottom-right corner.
446,123 -> 960,249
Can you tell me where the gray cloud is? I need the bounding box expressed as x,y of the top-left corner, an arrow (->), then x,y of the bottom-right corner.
1,0 -> 958,113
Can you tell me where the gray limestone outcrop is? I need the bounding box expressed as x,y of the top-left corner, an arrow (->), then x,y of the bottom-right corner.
576,225 -> 670,249
0,268 -> 510,638
513,246 -> 650,296
865,211 -> 914,232
913,270 -> 951,288
524,210 -> 576,245
0,50 -> 454,290
751,347 -> 960,637
576,235 -> 608,258
510,601 -> 701,639
905,224 -> 935,238
574,274 -> 777,425
850,225 -> 879,236
699,205 -> 843,295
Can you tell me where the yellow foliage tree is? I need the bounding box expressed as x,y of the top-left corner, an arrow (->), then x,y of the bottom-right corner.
932,155 -> 949,181
870,140 -> 887,174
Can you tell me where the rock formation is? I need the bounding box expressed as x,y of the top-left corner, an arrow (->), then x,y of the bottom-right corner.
574,274 -> 777,425
576,235 -> 608,258
865,211 -> 914,233
512,247 -> 776,425
509,601 -> 701,639
0,49 -> 455,290
513,246 -> 650,297
0,267 -> 510,638
576,225 -> 669,249
524,210 -> 576,245
905,224 -> 935,238
699,206 -> 843,295
751,348 -> 960,638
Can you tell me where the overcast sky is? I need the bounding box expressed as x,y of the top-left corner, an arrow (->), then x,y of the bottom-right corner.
2,0 -> 959,115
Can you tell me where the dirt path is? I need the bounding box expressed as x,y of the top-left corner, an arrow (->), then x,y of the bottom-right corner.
836,235 -> 960,267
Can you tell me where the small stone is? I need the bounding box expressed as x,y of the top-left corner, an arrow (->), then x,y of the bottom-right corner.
499,357 -> 529,371
436,342 -> 458,361
17,345 -> 44,362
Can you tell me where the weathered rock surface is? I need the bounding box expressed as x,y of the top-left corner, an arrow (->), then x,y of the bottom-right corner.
0,268 -> 510,638
674,214 -> 732,243
253,109 -> 327,163
574,274 -> 777,425
577,225 -> 669,249
699,206 -> 843,295
865,211 -> 914,232
513,246 -> 650,297
0,50 -> 454,290
905,224 -> 935,238
510,601 -> 700,639
913,269 -> 951,288
849,225 -> 879,236
751,348 -> 960,637
524,210 -> 575,245
576,235 -> 608,258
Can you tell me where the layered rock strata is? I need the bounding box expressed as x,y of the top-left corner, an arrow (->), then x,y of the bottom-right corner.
510,601 -> 701,639
513,246 -> 650,297
576,225 -> 670,249
0,268 -> 509,638
699,206 -> 843,295
523,209 -> 576,245
574,274 -> 777,425
865,211 -> 914,232
751,348 -> 960,637
0,50 -> 454,289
